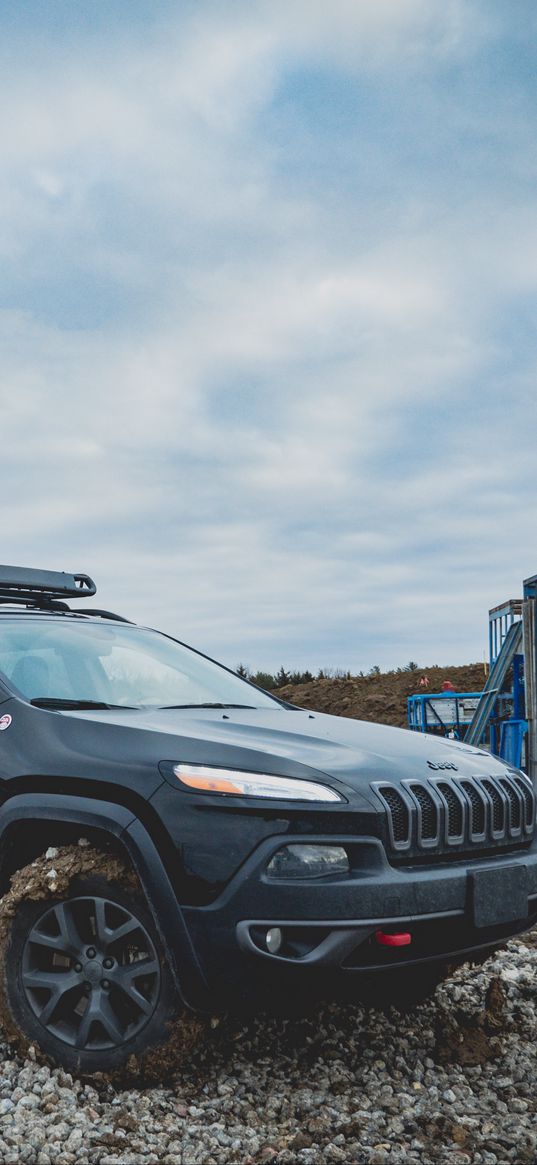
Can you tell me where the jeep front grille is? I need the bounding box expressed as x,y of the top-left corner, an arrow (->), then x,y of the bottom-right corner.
375,772 -> 535,858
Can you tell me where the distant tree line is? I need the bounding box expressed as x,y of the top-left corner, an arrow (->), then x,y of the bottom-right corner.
236,661 -> 421,690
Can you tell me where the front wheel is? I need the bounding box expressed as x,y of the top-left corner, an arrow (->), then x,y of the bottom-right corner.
3,874 -> 178,1075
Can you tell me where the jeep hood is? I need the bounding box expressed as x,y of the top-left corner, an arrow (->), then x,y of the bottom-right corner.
53,704 -> 508,798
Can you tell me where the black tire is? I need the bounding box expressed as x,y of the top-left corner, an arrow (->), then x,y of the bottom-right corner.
3,874 -> 178,1075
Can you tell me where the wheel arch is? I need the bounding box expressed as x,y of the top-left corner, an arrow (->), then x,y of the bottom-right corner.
0,794 -> 209,1010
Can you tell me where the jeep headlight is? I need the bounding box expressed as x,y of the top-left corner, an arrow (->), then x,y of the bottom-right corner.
173,764 -> 343,802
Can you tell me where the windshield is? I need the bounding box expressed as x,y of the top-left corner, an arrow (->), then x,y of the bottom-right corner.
0,618 -> 280,711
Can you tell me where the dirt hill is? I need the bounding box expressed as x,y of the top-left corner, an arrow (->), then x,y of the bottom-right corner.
277,664 -> 486,729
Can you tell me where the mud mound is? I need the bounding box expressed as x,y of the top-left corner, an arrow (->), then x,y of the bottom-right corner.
278,663 -> 485,728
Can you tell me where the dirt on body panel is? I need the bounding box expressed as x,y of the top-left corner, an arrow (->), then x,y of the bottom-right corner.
0,843 -> 204,1083
0,844 -> 134,1050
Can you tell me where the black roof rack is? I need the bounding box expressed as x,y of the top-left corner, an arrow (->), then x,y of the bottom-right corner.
72,608 -> 131,623
0,566 -> 97,608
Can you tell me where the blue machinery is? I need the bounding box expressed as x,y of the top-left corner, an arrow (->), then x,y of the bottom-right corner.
408,573 -> 537,778
408,691 -> 485,739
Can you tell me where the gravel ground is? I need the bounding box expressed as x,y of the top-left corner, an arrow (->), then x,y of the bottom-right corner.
0,938 -> 536,1164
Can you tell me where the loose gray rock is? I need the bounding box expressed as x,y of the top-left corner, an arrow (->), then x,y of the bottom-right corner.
0,937 -> 536,1162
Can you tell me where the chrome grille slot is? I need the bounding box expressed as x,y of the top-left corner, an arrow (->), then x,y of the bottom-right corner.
437,781 -> 464,838
500,778 -> 522,833
482,779 -> 505,834
377,787 -> 410,846
409,783 -> 438,841
461,780 -> 486,837
514,777 -> 535,831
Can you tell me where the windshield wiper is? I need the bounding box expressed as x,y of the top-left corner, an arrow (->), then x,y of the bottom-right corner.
159,702 -> 257,710
30,698 -> 139,710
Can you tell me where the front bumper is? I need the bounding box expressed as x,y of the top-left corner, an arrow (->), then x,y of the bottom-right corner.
182,833 -> 537,1000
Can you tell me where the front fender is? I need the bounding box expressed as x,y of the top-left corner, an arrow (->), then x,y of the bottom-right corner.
0,794 -> 210,1010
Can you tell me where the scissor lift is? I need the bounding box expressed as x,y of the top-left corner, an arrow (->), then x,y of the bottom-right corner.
408,574 -> 537,778
407,690 -> 484,739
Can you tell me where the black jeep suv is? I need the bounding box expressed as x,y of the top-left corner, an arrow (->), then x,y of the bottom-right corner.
0,565 -> 535,1073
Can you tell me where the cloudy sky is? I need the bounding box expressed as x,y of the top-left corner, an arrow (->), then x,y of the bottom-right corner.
1,0 -> 536,674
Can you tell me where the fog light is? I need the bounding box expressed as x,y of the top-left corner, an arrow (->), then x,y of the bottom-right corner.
266,844 -> 350,880
265,927 -> 283,954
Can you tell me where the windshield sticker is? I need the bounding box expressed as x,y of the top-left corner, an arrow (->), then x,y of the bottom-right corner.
0,714 -> 12,731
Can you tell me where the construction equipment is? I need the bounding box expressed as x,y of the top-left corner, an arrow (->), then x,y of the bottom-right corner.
408,573 -> 537,777
407,691 -> 483,738
465,620 -> 523,749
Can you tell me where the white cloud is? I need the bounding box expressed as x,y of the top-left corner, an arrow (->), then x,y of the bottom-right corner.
0,1 -> 535,673
264,0 -> 482,67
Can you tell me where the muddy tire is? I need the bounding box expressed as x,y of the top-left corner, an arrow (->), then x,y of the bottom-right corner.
2,868 -> 178,1075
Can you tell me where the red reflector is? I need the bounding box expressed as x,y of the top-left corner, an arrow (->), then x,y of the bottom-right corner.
375,930 -> 412,947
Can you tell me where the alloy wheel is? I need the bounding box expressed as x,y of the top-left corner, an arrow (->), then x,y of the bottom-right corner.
21,895 -> 161,1050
